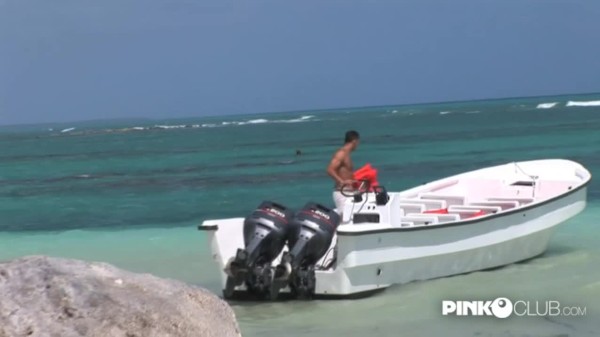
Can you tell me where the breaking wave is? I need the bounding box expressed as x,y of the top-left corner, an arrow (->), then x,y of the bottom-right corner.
566,100 -> 600,107
536,102 -> 558,109
70,115 -> 319,135
212,115 -> 316,127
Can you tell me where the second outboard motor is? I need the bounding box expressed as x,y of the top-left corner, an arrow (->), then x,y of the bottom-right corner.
277,202 -> 341,299
224,201 -> 293,300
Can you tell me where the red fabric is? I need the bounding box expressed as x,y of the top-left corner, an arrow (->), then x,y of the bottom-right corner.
424,208 -> 449,214
353,163 -> 379,191
468,210 -> 487,218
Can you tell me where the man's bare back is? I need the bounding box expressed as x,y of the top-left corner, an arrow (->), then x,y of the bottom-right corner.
328,147 -> 354,189
327,130 -> 360,190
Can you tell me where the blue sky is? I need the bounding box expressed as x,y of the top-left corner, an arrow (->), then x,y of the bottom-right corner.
1,1 -> 599,125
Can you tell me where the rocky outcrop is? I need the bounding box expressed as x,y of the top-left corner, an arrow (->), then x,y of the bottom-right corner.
0,255 -> 241,337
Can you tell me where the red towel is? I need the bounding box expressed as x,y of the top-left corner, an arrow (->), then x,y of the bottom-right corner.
353,163 -> 379,191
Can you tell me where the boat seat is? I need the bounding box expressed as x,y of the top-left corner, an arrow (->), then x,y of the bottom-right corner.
399,203 -> 426,215
400,216 -> 437,226
446,208 -> 486,220
407,213 -> 460,224
448,205 -> 501,214
418,193 -> 466,207
398,198 -> 447,210
487,197 -> 534,206
468,201 -> 518,211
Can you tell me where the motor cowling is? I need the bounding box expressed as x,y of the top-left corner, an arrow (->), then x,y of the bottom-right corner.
286,202 -> 341,269
242,201 -> 294,265
224,201 -> 293,300
278,202 -> 341,298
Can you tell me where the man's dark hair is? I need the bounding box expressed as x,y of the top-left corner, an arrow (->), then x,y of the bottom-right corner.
344,130 -> 360,144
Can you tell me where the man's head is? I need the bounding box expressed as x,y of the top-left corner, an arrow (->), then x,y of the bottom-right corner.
344,130 -> 360,150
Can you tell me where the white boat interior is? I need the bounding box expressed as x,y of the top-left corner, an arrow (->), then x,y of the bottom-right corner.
339,158 -> 589,228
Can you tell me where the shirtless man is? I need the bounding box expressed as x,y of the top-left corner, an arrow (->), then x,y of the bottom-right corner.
327,130 -> 360,216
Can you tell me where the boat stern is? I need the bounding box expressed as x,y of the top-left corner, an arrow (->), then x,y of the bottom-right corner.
198,217 -> 246,289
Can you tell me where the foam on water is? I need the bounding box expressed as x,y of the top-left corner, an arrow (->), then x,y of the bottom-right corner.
38,115 -> 319,136
60,127 -> 76,133
566,100 -> 600,107
83,115 -> 319,134
537,102 -> 559,109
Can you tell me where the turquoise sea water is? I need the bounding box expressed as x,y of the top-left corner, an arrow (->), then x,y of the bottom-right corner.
1,93 -> 600,336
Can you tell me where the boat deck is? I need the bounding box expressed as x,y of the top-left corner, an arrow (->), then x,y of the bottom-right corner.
397,194 -> 535,227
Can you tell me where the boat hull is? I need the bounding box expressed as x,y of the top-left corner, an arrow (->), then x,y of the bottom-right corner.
319,186 -> 587,296
198,159 -> 591,298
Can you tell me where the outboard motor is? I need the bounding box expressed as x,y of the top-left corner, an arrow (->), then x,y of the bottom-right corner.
277,202 -> 341,299
224,201 -> 293,300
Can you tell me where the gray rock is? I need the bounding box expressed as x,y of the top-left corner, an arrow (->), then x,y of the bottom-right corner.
0,255 -> 241,337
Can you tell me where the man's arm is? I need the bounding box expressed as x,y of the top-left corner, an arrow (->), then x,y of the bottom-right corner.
327,150 -> 346,186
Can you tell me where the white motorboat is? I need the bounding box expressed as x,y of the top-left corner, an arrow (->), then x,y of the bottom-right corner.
197,159 -> 591,300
